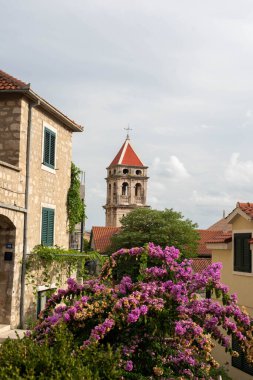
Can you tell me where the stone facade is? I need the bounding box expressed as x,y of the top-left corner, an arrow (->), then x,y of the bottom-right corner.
105,165 -> 149,227
0,89 -> 82,327
103,138 -> 149,227
0,95 -> 22,166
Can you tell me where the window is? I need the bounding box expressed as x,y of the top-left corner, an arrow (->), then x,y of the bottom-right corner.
135,183 -> 142,196
232,335 -> 253,375
41,207 -> 55,246
122,182 -> 129,196
37,288 -> 56,316
136,169 -> 142,175
234,233 -> 252,273
123,168 -> 129,174
43,127 -> 56,168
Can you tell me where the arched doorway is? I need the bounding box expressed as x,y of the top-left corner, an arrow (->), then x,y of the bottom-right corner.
0,214 -> 16,324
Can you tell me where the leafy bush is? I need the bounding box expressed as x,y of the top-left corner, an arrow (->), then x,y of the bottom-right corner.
67,162 -> 85,233
0,326 -> 121,379
30,243 -> 253,379
109,208 -> 199,257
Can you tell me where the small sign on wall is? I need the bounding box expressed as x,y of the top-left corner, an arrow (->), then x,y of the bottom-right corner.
4,252 -> 13,261
5,243 -> 12,249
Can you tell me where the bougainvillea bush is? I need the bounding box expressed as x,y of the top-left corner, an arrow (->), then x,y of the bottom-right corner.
31,243 -> 253,379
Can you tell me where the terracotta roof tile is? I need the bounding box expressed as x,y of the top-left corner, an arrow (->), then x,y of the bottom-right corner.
237,202 -> 253,218
206,232 -> 232,244
192,258 -> 212,273
0,70 -> 28,90
91,226 -> 120,253
207,217 -> 232,232
109,139 -> 144,167
197,230 -> 223,256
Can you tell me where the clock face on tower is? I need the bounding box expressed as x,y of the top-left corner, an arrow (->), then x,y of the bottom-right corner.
103,136 -> 149,227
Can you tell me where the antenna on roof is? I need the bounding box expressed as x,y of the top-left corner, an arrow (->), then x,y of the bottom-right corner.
124,125 -> 132,140
223,210 -> 226,218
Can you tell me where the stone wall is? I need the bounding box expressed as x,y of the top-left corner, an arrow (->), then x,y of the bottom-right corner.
0,95 -> 22,166
0,93 -> 76,327
25,100 -> 72,252
19,99 -> 73,321
0,207 -> 24,328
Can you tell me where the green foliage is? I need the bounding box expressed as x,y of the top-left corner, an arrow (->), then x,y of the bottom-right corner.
83,238 -> 90,251
0,326 -> 121,380
67,162 -> 85,233
110,208 -> 199,257
210,366 -> 232,380
26,245 -> 104,291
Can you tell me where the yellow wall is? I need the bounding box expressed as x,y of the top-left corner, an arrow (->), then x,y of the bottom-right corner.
212,214 -> 253,378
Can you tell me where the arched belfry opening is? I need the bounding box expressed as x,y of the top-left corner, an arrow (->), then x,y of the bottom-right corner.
135,183 -> 142,197
103,136 -> 150,227
122,182 -> 129,196
0,214 -> 16,324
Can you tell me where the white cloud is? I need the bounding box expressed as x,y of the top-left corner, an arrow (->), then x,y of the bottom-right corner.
191,190 -> 232,207
166,156 -> 190,181
151,156 -> 190,181
225,153 -> 253,183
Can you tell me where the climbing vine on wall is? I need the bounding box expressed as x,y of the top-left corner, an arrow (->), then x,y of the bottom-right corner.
26,245 -> 105,293
67,162 -> 86,233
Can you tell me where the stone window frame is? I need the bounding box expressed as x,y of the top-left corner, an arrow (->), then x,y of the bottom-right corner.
41,122 -> 57,174
37,285 -> 57,316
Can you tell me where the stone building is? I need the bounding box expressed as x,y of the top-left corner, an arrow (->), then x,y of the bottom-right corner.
103,135 -> 149,227
0,70 -> 83,328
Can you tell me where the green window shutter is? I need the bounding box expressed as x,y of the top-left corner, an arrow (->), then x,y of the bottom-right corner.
232,335 -> 242,369
43,128 -> 56,168
41,208 -> 49,245
232,335 -> 253,375
234,233 -> 251,273
41,208 -> 55,246
43,129 -> 50,166
47,209 -> 54,246
50,133 -> 56,167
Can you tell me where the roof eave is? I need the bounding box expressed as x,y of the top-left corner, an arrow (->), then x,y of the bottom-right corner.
0,88 -> 84,132
226,208 -> 252,223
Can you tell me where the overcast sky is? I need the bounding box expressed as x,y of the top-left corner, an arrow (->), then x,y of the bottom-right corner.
2,0 -> 253,229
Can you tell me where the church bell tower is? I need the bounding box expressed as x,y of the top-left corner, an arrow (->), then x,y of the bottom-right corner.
103,134 -> 149,227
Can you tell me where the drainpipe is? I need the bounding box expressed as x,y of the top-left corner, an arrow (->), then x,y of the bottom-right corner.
20,99 -> 40,328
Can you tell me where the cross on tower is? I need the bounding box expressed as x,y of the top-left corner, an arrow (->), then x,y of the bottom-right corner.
124,125 -> 133,139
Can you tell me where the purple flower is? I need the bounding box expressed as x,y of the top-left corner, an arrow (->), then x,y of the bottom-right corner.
63,312 -> 71,322
125,360 -> 133,372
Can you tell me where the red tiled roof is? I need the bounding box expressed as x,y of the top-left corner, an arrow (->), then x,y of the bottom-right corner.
0,70 -> 29,90
91,226 -> 120,253
237,202 -> 253,219
206,232 -> 232,244
207,218 -> 232,232
192,258 -> 212,273
109,139 -> 144,167
197,230 -> 223,256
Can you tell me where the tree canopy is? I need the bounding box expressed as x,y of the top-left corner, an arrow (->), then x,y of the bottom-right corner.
110,208 -> 199,257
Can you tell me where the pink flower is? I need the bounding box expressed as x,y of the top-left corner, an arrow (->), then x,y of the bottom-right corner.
125,360 -> 133,371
